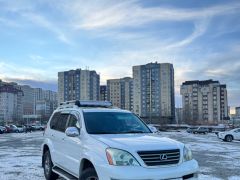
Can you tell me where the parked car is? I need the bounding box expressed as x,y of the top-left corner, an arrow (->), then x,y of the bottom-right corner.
16,126 -> 25,133
192,127 -> 209,134
0,126 -> 6,134
32,125 -> 45,131
42,100 -> 199,180
4,125 -> 11,133
186,127 -> 197,133
24,125 -> 34,133
9,125 -> 20,133
218,128 -> 240,142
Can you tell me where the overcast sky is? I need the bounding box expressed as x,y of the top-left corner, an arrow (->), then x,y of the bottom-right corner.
0,0 -> 239,108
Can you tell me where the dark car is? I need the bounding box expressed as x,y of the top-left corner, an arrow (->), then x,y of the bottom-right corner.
24,125 -> 34,133
192,127 -> 209,134
186,127 -> 197,133
0,126 -> 6,134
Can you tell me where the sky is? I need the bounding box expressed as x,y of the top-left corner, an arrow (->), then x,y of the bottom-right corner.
0,0 -> 239,109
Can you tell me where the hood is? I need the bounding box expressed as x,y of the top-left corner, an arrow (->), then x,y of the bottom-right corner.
91,133 -> 183,151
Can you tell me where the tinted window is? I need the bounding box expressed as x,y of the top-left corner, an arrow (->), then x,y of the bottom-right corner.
67,115 -> 80,129
57,114 -> 69,132
50,112 -> 69,132
50,112 -> 61,130
83,112 -> 151,134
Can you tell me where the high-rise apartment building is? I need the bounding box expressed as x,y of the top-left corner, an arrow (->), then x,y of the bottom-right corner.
58,69 -> 100,103
100,85 -> 107,101
236,107 -> 240,117
21,85 -> 35,115
175,108 -> 183,124
180,80 -> 229,125
0,82 -> 23,124
34,88 -> 57,121
107,77 -> 133,111
133,62 -> 175,123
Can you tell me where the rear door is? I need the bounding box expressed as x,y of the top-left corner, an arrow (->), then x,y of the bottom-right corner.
51,111 -> 70,166
233,129 -> 240,140
61,111 -> 82,176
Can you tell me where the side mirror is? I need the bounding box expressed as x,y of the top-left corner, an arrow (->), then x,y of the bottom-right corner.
148,125 -> 158,133
65,127 -> 80,137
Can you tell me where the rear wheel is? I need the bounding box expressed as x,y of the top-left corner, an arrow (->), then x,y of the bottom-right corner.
80,168 -> 98,180
43,151 -> 59,180
225,135 -> 233,142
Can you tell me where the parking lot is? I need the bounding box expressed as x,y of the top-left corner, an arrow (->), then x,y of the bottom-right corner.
0,131 -> 239,180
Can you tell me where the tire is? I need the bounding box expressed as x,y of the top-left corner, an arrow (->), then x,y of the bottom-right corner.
225,135 -> 233,142
80,168 -> 98,180
43,151 -> 59,180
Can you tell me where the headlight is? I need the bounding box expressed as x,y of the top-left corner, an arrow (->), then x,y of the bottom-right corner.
183,146 -> 192,162
106,148 -> 140,166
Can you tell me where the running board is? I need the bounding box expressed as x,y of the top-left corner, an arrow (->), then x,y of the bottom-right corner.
52,166 -> 78,180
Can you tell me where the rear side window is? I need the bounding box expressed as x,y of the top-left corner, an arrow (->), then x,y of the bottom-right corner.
50,112 -> 69,132
50,112 -> 60,130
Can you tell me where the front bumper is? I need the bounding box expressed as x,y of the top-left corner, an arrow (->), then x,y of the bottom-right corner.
96,159 -> 199,180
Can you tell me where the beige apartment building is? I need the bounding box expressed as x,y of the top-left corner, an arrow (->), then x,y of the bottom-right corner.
180,80 -> 229,125
107,77 -> 133,111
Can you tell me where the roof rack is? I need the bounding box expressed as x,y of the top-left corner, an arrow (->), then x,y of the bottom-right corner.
59,100 -> 113,108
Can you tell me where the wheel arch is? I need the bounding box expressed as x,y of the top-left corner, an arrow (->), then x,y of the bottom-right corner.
79,158 -> 97,177
42,144 -> 50,167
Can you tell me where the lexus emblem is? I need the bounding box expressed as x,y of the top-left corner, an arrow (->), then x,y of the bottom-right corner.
160,154 -> 167,160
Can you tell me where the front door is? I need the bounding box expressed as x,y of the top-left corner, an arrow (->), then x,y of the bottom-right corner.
62,111 -> 83,177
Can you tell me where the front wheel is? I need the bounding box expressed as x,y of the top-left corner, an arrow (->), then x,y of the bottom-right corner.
43,151 -> 59,180
225,135 -> 233,142
80,168 -> 98,180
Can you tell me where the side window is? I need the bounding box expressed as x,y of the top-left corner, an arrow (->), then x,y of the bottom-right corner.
57,114 -> 69,132
67,114 -> 80,129
234,129 -> 240,133
50,112 -> 61,130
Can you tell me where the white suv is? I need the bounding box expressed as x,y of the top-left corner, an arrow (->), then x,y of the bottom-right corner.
218,128 -> 240,142
42,100 -> 199,180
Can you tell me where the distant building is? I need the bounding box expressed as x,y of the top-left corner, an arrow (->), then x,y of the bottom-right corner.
133,62 -> 175,124
236,107 -> 240,117
0,83 -> 23,124
180,79 -> 229,125
21,85 -> 35,115
175,108 -> 183,124
34,88 -> 57,122
58,69 -> 100,103
100,85 -> 107,101
107,77 -> 133,111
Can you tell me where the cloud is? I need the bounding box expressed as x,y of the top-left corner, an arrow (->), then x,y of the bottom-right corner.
63,1 -> 240,30
3,78 -> 57,91
21,12 -> 72,44
166,19 -> 209,49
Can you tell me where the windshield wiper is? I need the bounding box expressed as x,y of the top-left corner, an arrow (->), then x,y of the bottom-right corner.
91,132 -> 119,134
120,130 -> 147,134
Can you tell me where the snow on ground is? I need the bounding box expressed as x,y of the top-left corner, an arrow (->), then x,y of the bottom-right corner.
0,132 -> 44,180
0,131 -> 239,180
163,131 -> 240,180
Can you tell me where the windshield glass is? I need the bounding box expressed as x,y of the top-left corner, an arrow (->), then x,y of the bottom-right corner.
83,112 -> 151,134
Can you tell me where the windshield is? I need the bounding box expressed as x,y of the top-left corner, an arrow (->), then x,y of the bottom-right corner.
83,112 -> 151,134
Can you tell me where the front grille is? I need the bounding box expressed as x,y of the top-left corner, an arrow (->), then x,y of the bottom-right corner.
138,149 -> 180,166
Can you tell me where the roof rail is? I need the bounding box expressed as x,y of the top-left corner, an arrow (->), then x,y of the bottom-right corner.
59,100 -> 113,108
